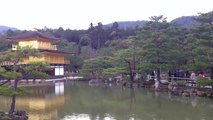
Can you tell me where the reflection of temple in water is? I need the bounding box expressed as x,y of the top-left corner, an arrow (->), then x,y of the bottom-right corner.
0,82 -> 66,120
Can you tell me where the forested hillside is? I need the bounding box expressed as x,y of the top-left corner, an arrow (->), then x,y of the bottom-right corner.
105,16 -> 198,29
170,16 -> 200,28
1,10 -> 213,81
105,20 -> 146,29
0,25 -> 18,32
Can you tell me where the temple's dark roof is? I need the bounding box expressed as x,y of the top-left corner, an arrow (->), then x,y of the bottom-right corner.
39,49 -> 75,55
8,31 -> 60,41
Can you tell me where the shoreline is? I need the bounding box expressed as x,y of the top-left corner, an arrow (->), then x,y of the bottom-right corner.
2,77 -> 213,98
0,76 -> 83,87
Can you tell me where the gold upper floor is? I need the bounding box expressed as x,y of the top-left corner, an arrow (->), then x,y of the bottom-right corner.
1,52 -> 70,65
3,32 -> 71,65
9,31 -> 59,51
12,39 -> 57,50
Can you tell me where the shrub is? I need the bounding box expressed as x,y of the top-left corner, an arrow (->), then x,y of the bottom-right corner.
197,78 -> 213,87
2,72 -> 22,80
25,71 -> 48,79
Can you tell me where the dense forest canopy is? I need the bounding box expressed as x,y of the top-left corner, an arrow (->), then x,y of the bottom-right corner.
1,10 -> 213,81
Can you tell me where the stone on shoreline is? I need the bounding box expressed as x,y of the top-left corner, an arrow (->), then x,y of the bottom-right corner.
0,110 -> 28,120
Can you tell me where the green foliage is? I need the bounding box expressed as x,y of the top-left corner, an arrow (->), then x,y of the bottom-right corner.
67,55 -> 83,71
0,67 -> 5,74
102,67 -> 126,76
56,39 -> 77,52
1,72 -> 22,80
0,47 -> 47,97
0,86 -> 31,96
25,71 -> 48,79
80,46 -> 97,59
0,45 -> 42,72
20,62 -> 50,79
171,16 -> 199,28
106,39 -> 132,49
0,86 -> 15,96
21,62 -> 50,72
97,47 -> 116,56
80,56 -> 115,78
195,10 -> 213,25
1,11 -> 213,82
15,87 -> 32,96
79,35 -> 91,46
0,38 -> 12,52
197,79 -> 213,87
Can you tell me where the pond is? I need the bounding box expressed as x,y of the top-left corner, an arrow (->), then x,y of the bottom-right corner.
1,82 -> 213,120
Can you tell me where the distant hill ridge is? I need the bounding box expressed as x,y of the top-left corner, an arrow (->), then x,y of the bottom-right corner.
0,25 -> 18,32
106,16 -> 199,29
105,20 -> 147,29
170,16 -> 200,28
1,15 -> 199,31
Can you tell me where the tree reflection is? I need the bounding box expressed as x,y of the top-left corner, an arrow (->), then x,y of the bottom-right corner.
2,83 -> 213,120
129,88 -> 136,112
129,88 -> 137,119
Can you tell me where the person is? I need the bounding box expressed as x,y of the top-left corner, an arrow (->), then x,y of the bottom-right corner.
190,71 -> 196,81
151,71 -> 155,81
197,72 -> 205,79
198,73 -> 203,78
168,71 -> 172,81
186,71 -> 190,78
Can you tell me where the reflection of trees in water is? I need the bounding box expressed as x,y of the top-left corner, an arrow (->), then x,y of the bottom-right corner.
2,83 -> 213,120
45,83 -> 213,120
129,88 -> 136,110
129,88 -> 136,119
57,83 -> 213,120
143,90 -> 213,120
166,91 -> 213,109
25,85 -> 55,97
0,83 -> 65,120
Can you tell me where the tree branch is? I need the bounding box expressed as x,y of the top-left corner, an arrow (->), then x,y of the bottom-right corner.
0,80 -> 10,86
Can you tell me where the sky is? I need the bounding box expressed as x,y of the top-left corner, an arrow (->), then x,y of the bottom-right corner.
0,0 -> 212,30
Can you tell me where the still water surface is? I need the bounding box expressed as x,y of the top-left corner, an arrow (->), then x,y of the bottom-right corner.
1,82 -> 213,120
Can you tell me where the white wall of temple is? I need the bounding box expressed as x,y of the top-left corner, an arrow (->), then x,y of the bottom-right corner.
51,66 -> 64,76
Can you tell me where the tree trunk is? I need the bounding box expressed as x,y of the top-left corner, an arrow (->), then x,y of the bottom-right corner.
9,95 -> 16,114
128,62 -> 135,88
210,67 -> 213,79
129,74 -> 134,88
156,68 -> 161,83
128,63 -> 134,81
13,79 -> 18,91
9,79 -> 19,114
77,45 -> 81,54
156,50 -> 161,82
0,79 -> 10,86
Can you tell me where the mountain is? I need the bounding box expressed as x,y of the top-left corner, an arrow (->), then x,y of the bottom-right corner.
0,16 -> 200,33
170,16 -> 200,28
105,20 -> 147,29
105,16 -> 201,29
0,25 -> 18,32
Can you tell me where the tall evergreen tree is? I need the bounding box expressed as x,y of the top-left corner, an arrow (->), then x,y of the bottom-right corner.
136,16 -> 173,82
191,11 -> 213,78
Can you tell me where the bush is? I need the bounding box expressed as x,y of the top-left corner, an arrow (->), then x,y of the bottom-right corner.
197,78 -> 213,86
25,71 -> 48,79
2,72 -> 22,80
0,86 -> 16,96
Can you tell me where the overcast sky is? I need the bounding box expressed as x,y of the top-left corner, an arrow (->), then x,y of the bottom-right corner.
0,0 -> 212,30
